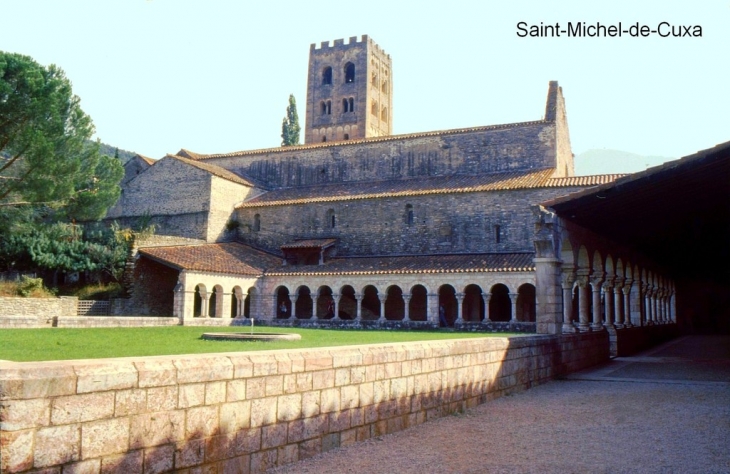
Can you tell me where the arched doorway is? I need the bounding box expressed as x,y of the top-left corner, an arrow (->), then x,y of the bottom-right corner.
462,284 -> 484,322
194,284 -> 206,317
384,285 -> 404,320
317,286 -> 334,319
439,284 -> 457,326
409,285 -> 428,321
296,286 -> 313,319
339,285 -> 356,320
276,286 -> 290,319
517,284 -> 536,322
489,284 -> 511,322
361,285 -> 380,320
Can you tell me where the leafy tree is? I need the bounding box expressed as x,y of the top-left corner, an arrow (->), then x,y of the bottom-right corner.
0,51 -> 122,222
280,94 -> 301,146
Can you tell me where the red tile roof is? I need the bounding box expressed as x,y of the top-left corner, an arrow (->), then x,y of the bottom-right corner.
280,238 -> 338,250
139,242 -> 535,276
167,155 -> 260,188
236,170 -> 625,208
139,242 -> 281,276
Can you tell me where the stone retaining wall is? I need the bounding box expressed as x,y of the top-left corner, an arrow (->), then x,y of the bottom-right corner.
0,297 -> 78,318
0,333 -> 608,473
0,316 -> 179,329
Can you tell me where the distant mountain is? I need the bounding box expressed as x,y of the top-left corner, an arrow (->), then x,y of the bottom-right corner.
97,142 -> 137,164
574,149 -> 675,176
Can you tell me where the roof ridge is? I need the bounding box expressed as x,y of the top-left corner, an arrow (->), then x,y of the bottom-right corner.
167,154 -> 260,188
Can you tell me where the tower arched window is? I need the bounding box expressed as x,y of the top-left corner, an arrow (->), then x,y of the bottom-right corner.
381,106 -> 388,122
371,100 -> 378,116
405,204 -> 414,226
326,209 -> 336,229
348,97 -> 354,112
344,62 -> 355,83
320,101 -> 327,115
322,66 -> 332,85
342,98 -> 349,113
253,214 -> 260,232
326,100 -> 331,115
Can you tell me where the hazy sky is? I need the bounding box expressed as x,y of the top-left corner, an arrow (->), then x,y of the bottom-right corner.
1,0 -> 727,160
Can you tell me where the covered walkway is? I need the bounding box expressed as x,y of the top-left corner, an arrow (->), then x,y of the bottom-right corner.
268,336 -> 730,473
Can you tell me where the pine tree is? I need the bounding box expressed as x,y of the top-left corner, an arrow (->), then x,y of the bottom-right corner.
281,94 -> 300,146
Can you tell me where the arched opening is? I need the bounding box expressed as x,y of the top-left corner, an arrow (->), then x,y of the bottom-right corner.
348,97 -> 354,112
322,66 -> 332,85
326,209 -> 336,229
361,285 -> 380,320
316,285 -> 334,319
320,101 -> 327,115
517,284 -> 536,322
371,100 -> 378,116
295,286 -> 313,319
371,71 -> 378,86
276,286 -> 290,319
344,62 -> 355,83
231,286 -> 242,318
339,285 -> 356,320
381,106 -> 388,123
384,285 -> 405,320
209,285 -> 223,317
439,284 -> 457,327
381,80 -> 388,93
253,214 -> 260,232
194,284 -> 206,317
462,284 -> 484,322
489,284 -> 511,322
244,287 -> 254,318
342,98 -> 349,113
409,285 -> 428,321
343,133 -> 349,140
322,136 -> 327,142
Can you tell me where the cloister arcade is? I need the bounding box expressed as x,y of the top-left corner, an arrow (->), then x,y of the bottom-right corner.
557,239 -> 676,333
176,271 -> 537,327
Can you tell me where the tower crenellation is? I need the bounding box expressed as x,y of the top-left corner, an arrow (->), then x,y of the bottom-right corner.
305,35 -> 392,144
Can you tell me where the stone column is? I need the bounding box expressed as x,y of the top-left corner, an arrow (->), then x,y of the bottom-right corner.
291,294 -> 299,319
333,294 -> 341,320
201,291 -> 209,318
561,273 -> 576,333
577,275 -> 590,332
482,293 -> 491,322
355,294 -> 363,321
590,274 -> 605,331
403,295 -> 411,321
379,298 -> 385,322
173,280 -> 185,321
455,293 -> 465,324
613,279 -> 624,328
623,282 -> 633,327
313,290 -> 320,319
221,292 -> 233,320
603,281 -> 614,329
427,293 -> 440,325
509,292 -> 519,323
271,294 -> 279,320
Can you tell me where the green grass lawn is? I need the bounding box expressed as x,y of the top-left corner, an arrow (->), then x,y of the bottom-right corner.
0,326 -> 518,362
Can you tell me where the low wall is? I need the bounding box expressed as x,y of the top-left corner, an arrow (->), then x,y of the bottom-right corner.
0,316 -> 179,329
0,333 -> 608,473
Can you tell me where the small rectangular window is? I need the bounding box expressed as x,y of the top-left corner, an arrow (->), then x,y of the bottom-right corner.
495,225 -> 501,244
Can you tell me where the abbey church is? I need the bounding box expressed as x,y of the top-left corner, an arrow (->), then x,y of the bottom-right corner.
107,35 -> 729,337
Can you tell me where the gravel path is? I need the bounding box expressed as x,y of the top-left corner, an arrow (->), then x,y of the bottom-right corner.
267,336 -> 730,474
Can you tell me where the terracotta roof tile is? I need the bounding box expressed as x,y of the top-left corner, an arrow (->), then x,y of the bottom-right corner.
268,252 -> 536,276
179,120 -> 550,160
236,170 -> 624,208
281,238 -> 338,249
139,242 -> 534,276
139,242 -> 281,276
168,155 -> 261,188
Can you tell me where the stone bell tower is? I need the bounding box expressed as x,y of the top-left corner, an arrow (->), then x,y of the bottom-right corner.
304,35 -> 392,144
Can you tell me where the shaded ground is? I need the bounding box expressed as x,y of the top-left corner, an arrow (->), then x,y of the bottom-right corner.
268,336 -> 730,474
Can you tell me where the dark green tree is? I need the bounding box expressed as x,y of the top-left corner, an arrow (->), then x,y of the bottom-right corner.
280,94 -> 301,146
0,51 -> 123,223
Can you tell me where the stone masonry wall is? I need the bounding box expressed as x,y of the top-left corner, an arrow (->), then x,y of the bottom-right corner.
0,334 -> 609,473
205,121 -> 557,189
237,186 -> 586,256
0,297 -> 77,319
